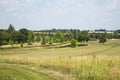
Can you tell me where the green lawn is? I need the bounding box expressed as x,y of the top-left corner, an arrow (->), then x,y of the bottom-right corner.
0,64 -> 60,80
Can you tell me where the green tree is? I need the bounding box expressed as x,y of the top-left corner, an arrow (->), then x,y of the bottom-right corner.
8,24 -> 15,33
54,31 -> 63,43
20,42 -> 23,47
45,36 -> 50,43
99,35 -> 107,43
8,39 -> 14,46
1,30 -> 10,43
71,39 -> 77,48
64,31 -> 73,41
34,34 -> 41,42
19,28 -> 29,43
28,31 -> 34,45
78,31 -> 89,42
41,35 -> 46,45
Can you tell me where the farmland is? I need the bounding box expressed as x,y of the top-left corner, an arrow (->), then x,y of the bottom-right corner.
0,39 -> 120,80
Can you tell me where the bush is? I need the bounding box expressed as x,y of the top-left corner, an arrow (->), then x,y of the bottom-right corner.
99,36 -> 107,43
9,40 -> 14,46
71,39 -> 77,48
28,40 -> 32,45
20,42 -> 23,47
41,36 -> 46,45
2,40 -> 8,45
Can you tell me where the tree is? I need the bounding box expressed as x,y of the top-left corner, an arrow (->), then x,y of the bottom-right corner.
99,35 -> 107,43
1,30 -> 10,42
45,36 -> 50,44
28,31 -> 34,45
11,31 -> 20,43
63,32 -> 73,41
71,39 -> 77,48
54,31 -> 63,43
8,24 -> 15,33
34,34 -> 41,42
20,42 -> 23,47
41,35 -> 46,45
19,28 -> 29,43
49,37 -> 52,44
78,31 -> 89,42
8,39 -> 14,46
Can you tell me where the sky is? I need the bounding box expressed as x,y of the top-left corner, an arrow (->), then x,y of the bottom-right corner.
0,0 -> 120,30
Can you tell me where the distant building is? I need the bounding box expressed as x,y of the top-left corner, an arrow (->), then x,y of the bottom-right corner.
88,29 -> 114,34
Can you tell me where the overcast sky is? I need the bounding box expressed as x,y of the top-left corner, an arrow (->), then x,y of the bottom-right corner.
0,0 -> 120,30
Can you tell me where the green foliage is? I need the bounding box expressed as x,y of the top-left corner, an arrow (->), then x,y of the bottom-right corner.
8,24 -> 15,33
63,32 -> 73,41
19,28 -> 29,43
45,36 -> 50,43
54,32 -> 63,43
20,42 -> 23,47
41,35 -> 46,45
49,37 -> 52,44
28,31 -> 34,45
78,31 -> 89,42
34,34 -> 41,42
71,39 -> 77,47
99,35 -> 107,43
1,40 -> 8,45
8,39 -> 14,46
113,33 -> 120,39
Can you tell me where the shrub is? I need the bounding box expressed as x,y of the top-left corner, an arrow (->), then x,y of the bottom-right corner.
41,36 -> 46,45
99,36 -> 107,43
71,39 -> 77,48
8,40 -> 14,46
1,40 -> 8,45
20,42 -> 23,47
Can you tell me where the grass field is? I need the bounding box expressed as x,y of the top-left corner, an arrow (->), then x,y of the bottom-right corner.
0,39 -> 120,80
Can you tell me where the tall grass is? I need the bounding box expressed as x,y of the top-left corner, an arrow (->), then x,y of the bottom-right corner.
0,55 -> 120,80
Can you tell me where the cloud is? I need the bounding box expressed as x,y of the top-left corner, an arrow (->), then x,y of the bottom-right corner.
106,0 -> 120,10
0,0 -> 38,13
0,0 -> 120,30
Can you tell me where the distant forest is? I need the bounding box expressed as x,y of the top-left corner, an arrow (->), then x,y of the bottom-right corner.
0,24 -> 120,46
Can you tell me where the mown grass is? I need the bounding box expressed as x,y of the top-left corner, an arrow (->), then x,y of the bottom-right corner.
0,41 -> 120,57
0,64 -> 60,80
0,39 -> 120,80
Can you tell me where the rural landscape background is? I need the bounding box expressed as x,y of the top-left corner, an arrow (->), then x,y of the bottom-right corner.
0,0 -> 120,80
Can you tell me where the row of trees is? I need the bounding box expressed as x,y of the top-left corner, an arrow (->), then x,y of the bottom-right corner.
35,29 -> 90,45
0,25 -> 120,46
0,24 -> 34,45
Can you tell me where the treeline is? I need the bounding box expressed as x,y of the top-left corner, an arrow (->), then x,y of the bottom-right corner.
0,24 -> 34,45
0,24 -> 120,46
35,29 -> 120,44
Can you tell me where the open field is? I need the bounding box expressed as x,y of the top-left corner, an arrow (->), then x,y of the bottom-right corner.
0,39 -> 120,80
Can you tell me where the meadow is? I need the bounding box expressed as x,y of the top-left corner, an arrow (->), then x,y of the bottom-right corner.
0,39 -> 120,80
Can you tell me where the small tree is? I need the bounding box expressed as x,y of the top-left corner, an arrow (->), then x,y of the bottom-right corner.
28,31 -> 34,45
34,35 -> 41,42
20,42 -> 23,47
49,37 -> 52,44
71,39 -> 77,48
99,35 -> 107,43
8,39 -> 14,46
41,36 -> 46,45
54,31 -> 63,43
